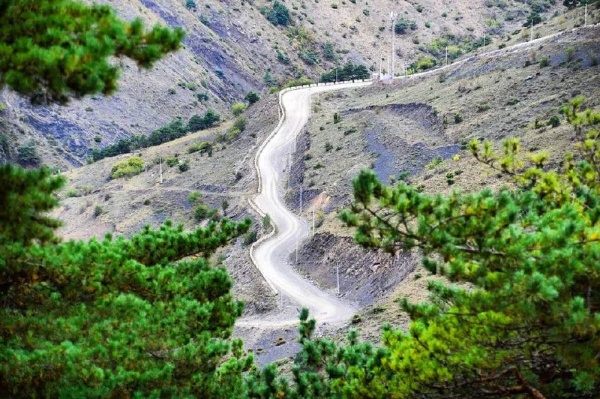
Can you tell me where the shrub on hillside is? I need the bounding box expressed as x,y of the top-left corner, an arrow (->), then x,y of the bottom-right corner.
188,141 -> 213,156
244,91 -> 260,105
265,1 -> 290,26
111,157 -> 143,179
178,160 -> 190,172
17,142 -> 41,167
188,109 -> 220,131
231,102 -> 246,116
232,117 -> 247,132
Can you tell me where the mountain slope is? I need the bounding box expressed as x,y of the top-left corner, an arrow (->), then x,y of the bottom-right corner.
1,0 -> 583,168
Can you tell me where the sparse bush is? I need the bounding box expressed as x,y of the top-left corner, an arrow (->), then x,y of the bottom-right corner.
17,142 -> 41,167
426,157 -> 443,169
226,128 -> 242,142
534,119 -> 545,129
266,1 -> 290,26
188,141 -> 212,156
323,42 -> 336,61
185,0 -> 196,10
454,113 -> 464,123
243,230 -> 258,246
412,55 -> 437,72
549,115 -> 561,128
539,56 -> 550,67
284,76 -> 313,88
163,156 -> 177,167
178,160 -> 190,172
231,102 -> 246,116
262,214 -> 272,231
244,91 -> 260,105
193,202 -> 205,220
110,156 -> 143,179
188,191 -> 201,205
566,46 -> 575,62
221,199 -> 229,216
188,109 -> 220,131
93,205 -> 103,218
325,142 -> 333,152
0,134 -> 9,157
233,116 -> 247,132
476,103 -> 490,113
66,188 -> 79,198
333,113 -> 341,124
196,92 -> 209,102
276,50 -> 290,64
394,19 -> 409,34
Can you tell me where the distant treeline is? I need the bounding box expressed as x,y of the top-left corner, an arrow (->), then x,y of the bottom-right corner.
321,61 -> 370,83
90,110 -> 220,162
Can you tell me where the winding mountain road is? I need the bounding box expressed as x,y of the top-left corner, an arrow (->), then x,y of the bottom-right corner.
237,24 -> 599,329
238,81 -> 371,327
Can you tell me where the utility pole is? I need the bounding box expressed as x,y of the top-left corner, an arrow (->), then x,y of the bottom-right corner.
390,11 -> 397,79
336,262 -> 340,295
159,156 -> 163,184
288,153 -> 292,189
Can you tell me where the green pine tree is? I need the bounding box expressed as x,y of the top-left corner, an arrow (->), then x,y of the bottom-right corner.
0,0 -> 184,104
337,97 -> 600,397
0,164 -> 253,396
0,2 -> 255,396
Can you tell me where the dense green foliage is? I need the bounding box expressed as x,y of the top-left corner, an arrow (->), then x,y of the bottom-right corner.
266,1 -> 291,26
16,142 -> 41,167
90,110 -> 220,162
338,99 -> 599,397
411,55 -> 437,72
245,91 -> 260,105
394,18 -> 417,34
320,61 -> 370,83
232,102 -> 246,116
0,164 -> 252,397
0,0 -> 184,104
523,11 -> 543,27
110,156 -> 144,179
188,109 -> 221,131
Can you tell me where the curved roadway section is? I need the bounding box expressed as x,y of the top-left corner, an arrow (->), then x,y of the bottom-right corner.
238,25 -> 600,329
242,81 -> 371,327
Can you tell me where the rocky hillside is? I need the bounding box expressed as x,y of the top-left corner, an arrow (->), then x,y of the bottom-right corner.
1,0 -> 581,169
